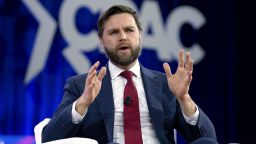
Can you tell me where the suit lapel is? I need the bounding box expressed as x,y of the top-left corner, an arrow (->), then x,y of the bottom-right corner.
96,69 -> 114,142
141,66 -> 166,142
95,65 -> 166,142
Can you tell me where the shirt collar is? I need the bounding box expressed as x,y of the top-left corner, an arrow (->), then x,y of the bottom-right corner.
108,59 -> 141,80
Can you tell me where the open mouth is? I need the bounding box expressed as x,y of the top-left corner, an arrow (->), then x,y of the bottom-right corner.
117,43 -> 131,52
119,46 -> 129,50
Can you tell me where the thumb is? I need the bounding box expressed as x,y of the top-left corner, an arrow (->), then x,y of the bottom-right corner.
163,62 -> 172,77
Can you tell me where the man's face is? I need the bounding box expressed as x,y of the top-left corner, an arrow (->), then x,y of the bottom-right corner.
100,13 -> 141,66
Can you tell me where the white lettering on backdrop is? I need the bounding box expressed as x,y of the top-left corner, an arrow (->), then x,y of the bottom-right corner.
23,0 -> 205,84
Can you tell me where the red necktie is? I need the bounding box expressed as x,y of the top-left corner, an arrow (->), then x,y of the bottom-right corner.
120,71 -> 143,144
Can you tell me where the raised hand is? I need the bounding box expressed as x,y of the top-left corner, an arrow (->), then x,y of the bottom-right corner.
76,61 -> 106,115
163,49 -> 196,116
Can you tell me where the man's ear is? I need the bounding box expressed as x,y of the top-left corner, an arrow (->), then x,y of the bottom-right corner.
139,33 -> 142,45
99,38 -> 104,48
98,38 -> 105,53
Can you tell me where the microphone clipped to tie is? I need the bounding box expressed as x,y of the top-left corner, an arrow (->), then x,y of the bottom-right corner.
124,96 -> 132,105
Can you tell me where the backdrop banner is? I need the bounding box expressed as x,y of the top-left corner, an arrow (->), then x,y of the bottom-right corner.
0,0 -> 246,143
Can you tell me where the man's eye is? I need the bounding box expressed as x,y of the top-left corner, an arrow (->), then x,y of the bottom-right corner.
110,31 -> 118,35
126,29 -> 134,32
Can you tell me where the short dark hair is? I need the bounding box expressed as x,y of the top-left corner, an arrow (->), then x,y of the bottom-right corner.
97,5 -> 142,38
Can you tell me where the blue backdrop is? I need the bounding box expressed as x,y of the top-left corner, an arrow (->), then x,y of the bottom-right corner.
0,0 -> 251,143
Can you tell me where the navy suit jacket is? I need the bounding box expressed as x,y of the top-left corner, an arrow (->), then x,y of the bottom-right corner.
42,65 -> 216,144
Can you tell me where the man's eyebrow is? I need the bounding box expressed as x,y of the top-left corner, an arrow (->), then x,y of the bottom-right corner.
105,25 -> 136,33
106,28 -> 119,32
124,25 -> 135,29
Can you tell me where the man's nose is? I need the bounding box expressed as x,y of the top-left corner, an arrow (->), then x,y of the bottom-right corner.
119,31 -> 128,41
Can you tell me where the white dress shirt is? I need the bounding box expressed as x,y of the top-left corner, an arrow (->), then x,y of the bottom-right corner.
71,60 -> 199,144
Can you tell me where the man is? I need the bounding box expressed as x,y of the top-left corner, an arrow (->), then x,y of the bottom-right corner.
42,5 -> 217,144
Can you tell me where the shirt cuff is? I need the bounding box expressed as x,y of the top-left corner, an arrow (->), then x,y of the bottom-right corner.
72,100 -> 87,124
182,105 -> 199,125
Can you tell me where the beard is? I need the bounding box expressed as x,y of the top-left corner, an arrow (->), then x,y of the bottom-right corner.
104,44 -> 141,66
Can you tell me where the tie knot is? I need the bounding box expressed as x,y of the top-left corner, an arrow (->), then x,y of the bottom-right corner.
120,71 -> 133,79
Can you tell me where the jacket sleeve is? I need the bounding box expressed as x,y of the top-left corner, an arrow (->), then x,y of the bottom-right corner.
161,73 -> 217,143
175,102 -> 217,142
41,76 -> 85,143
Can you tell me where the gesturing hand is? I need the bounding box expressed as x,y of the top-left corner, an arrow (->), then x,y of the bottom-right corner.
163,49 -> 193,101
76,61 -> 106,115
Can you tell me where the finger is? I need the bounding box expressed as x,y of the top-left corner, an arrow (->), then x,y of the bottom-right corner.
97,67 -> 107,81
185,71 -> 193,86
86,80 -> 96,99
86,70 -> 96,86
87,80 -> 95,91
189,59 -> 193,72
163,62 -> 172,77
185,52 -> 190,71
178,49 -> 185,68
88,61 -> 100,74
